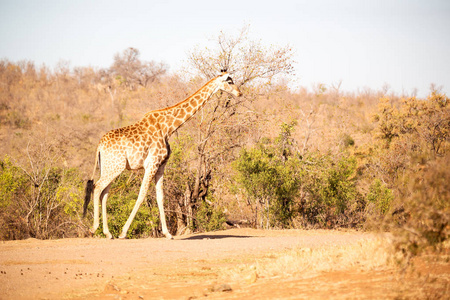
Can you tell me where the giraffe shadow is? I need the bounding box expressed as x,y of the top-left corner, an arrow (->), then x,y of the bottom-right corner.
180,234 -> 254,240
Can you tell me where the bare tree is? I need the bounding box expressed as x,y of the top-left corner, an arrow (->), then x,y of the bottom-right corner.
187,26 -> 295,86
173,27 -> 296,231
110,47 -> 167,90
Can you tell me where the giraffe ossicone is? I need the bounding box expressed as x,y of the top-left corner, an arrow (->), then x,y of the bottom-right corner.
83,71 -> 242,239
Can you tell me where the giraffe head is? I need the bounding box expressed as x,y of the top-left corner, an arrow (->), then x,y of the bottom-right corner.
214,71 -> 242,97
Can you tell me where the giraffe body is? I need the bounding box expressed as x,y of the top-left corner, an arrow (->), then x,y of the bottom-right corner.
84,71 -> 241,239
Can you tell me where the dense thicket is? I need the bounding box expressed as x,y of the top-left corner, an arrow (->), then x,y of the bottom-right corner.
0,31 -> 448,260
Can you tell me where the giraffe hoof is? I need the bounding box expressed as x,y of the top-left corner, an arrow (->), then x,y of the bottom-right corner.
165,233 -> 173,240
105,233 -> 113,239
118,233 -> 127,239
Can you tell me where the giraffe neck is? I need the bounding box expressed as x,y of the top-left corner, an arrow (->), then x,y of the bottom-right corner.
162,77 -> 219,136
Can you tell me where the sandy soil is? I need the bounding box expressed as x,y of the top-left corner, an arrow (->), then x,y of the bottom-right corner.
0,228 -> 448,299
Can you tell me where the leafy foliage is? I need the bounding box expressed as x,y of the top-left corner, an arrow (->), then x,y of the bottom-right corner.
234,123 -> 300,228
195,195 -> 226,232
234,122 -> 363,229
366,179 -> 393,215
297,153 -> 362,228
0,156 -> 84,240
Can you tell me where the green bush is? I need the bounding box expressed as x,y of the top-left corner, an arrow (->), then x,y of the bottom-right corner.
234,122 -> 364,229
0,156 -> 84,240
366,179 -> 393,215
0,156 -> 29,239
0,156 -> 26,208
195,195 -> 226,232
298,154 -> 362,228
233,123 -> 301,228
102,196 -> 160,239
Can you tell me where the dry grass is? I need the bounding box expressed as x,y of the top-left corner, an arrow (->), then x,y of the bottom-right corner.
222,235 -> 393,282
214,236 -> 449,299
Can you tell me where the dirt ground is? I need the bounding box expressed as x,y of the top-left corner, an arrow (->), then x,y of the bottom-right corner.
0,228 -> 448,299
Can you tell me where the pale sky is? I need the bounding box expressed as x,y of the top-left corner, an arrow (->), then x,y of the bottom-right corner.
1,0 -> 449,97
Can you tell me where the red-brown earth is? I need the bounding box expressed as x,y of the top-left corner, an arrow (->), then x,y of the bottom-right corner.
0,228 -> 448,299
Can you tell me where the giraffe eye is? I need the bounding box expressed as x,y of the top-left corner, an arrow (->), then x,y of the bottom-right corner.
226,77 -> 234,84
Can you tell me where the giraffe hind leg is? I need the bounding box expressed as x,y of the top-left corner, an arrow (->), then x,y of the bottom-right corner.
101,184 -> 113,239
91,173 -> 120,237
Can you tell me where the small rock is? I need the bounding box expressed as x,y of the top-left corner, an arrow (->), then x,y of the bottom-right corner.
108,283 -> 120,291
212,283 -> 232,292
247,271 -> 258,284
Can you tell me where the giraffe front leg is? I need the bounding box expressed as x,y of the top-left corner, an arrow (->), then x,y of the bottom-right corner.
155,163 -> 173,240
118,168 -> 153,239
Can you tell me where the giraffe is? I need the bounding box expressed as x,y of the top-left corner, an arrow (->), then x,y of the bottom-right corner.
83,70 -> 242,239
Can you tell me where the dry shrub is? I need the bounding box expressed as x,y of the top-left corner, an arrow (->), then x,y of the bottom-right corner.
392,154 -> 450,263
366,91 -> 450,263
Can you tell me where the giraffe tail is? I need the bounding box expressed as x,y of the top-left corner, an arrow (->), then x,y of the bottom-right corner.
83,148 -> 100,218
83,180 -> 94,218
